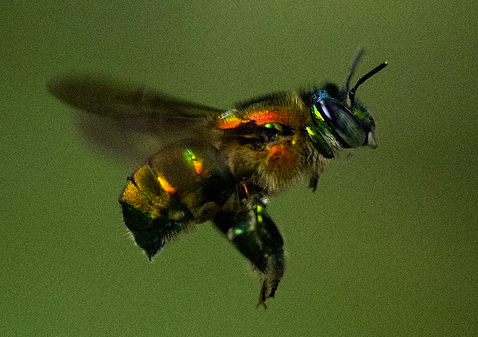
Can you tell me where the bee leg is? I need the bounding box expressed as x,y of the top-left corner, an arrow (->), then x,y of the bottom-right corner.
308,172 -> 320,192
213,202 -> 284,307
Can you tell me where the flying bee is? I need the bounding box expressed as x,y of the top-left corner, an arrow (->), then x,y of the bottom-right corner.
48,48 -> 387,307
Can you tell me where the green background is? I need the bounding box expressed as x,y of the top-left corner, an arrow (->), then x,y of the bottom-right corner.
2,1 -> 477,336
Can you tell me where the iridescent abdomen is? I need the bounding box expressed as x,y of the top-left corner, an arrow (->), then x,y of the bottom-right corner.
119,139 -> 234,259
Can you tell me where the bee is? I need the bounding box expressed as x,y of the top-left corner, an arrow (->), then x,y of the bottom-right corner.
48,48 -> 387,307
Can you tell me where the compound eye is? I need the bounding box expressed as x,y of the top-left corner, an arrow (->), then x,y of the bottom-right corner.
313,98 -> 367,148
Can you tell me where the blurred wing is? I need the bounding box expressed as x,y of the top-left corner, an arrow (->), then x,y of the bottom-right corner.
47,74 -> 223,118
47,74 -> 224,164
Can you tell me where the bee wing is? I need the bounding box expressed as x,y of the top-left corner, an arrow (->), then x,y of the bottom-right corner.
47,74 -> 224,164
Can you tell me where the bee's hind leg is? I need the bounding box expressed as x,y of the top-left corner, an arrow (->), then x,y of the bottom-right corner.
213,202 -> 285,308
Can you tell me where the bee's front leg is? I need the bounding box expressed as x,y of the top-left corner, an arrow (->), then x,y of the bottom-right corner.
214,202 -> 284,308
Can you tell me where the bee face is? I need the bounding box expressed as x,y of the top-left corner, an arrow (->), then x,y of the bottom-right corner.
305,56 -> 388,160
48,48 -> 387,308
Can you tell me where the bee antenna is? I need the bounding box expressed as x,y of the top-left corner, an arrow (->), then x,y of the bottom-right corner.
348,61 -> 388,107
343,46 -> 365,94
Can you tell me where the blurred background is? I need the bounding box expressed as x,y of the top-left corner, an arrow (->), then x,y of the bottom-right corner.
1,0 -> 477,336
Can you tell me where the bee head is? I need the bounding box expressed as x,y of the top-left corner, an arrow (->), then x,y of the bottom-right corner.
306,49 -> 387,158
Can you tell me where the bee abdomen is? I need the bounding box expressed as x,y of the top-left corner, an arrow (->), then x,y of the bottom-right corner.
119,139 -> 234,259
